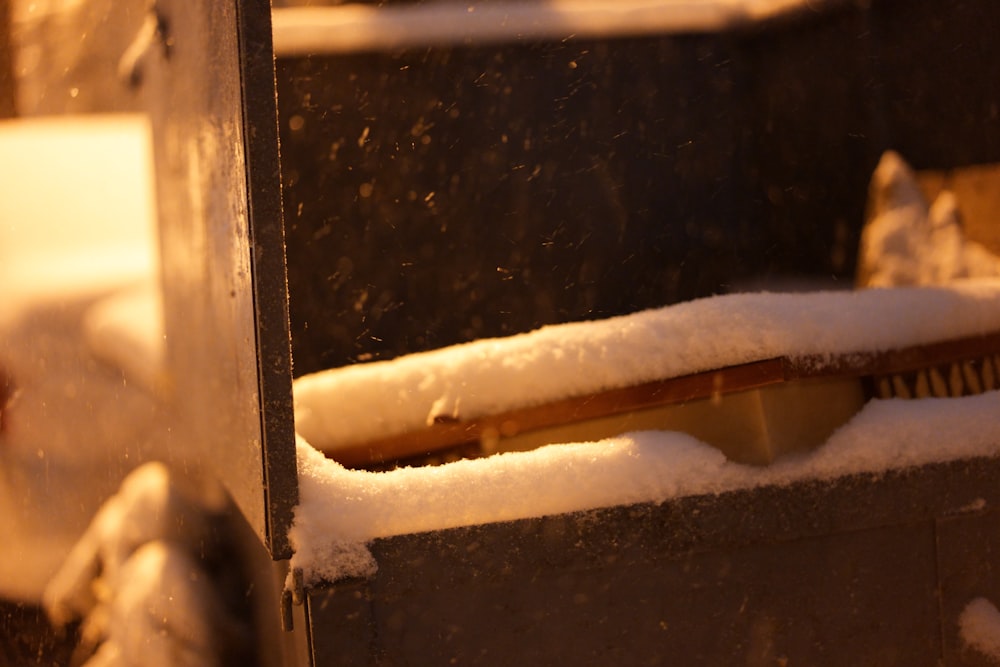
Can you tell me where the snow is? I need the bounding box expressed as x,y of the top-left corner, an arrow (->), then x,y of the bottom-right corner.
294,280 -> 1000,454
292,389 -> 1000,584
858,151 -> 1000,287
80,540 -> 246,667
290,154 -> 1000,584
287,147 -> 1000,584
42,463 -> 246,667
272,0 -> 828,56
42,462 -> 225,627
960,597 -> 1000,661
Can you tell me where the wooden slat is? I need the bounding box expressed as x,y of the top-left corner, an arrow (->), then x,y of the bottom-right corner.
331,358 -> 788,467
787,331 -> 1000,380
324,331 -> 1000,468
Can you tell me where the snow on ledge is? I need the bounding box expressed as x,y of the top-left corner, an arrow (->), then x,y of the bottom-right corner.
294,281 -> 1000,454
292,390 -> 1000,585
291,282 -> 1000,584
272,0 -> 829,56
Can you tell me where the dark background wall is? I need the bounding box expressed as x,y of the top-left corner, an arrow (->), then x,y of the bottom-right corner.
0,0 -> 14,117
276,0 -> 1000,375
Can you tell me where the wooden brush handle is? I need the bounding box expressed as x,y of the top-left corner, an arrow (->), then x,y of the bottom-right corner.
324,331 -> 1000,468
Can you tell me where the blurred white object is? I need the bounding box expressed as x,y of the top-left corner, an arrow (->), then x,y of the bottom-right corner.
960,597 -> 1000,661
0,114 -> 159,324
42,462 -> 216,625
79,542 -> 245,667
82,281 -> 167,395
0,114 -> 164,603
43,462 -> 244,667
858,151 -> 1000,287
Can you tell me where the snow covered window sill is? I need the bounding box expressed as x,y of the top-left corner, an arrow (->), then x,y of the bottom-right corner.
290,279 -> 1000,584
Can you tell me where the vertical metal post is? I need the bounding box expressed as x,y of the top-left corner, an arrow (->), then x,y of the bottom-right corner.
142,0 -> 297,558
